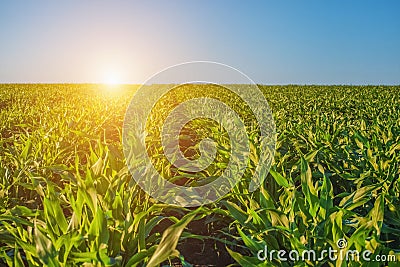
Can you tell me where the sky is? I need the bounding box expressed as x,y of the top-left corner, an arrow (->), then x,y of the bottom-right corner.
0,1 -> 399,84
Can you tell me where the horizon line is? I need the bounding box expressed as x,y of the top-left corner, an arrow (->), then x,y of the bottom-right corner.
0,82 -> 399,86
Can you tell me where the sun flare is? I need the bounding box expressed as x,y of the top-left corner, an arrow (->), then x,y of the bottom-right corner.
103,72 -> 122,86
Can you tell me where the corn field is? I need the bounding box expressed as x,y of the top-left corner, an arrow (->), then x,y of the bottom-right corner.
0,84 -> 399,266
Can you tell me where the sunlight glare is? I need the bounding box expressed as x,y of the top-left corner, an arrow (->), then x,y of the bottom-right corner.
100,70 -> 126,95
104,72 -> 122,86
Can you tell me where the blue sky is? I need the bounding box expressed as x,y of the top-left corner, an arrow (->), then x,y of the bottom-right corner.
0,1 -> 399,84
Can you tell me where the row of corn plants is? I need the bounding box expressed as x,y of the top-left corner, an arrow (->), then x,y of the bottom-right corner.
0,84 -> 399,266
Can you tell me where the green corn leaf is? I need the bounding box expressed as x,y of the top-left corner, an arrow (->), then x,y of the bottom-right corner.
339,184 -> 381,211
269,169 -> 290,188
147,210 -> 198,267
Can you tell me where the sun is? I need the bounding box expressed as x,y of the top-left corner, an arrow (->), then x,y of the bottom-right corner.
103,72 -> 122,86
100,70 -> 126,94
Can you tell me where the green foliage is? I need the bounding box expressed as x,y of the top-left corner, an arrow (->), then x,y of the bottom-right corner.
0,84 -> 399,266
222,85 -> 400,266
